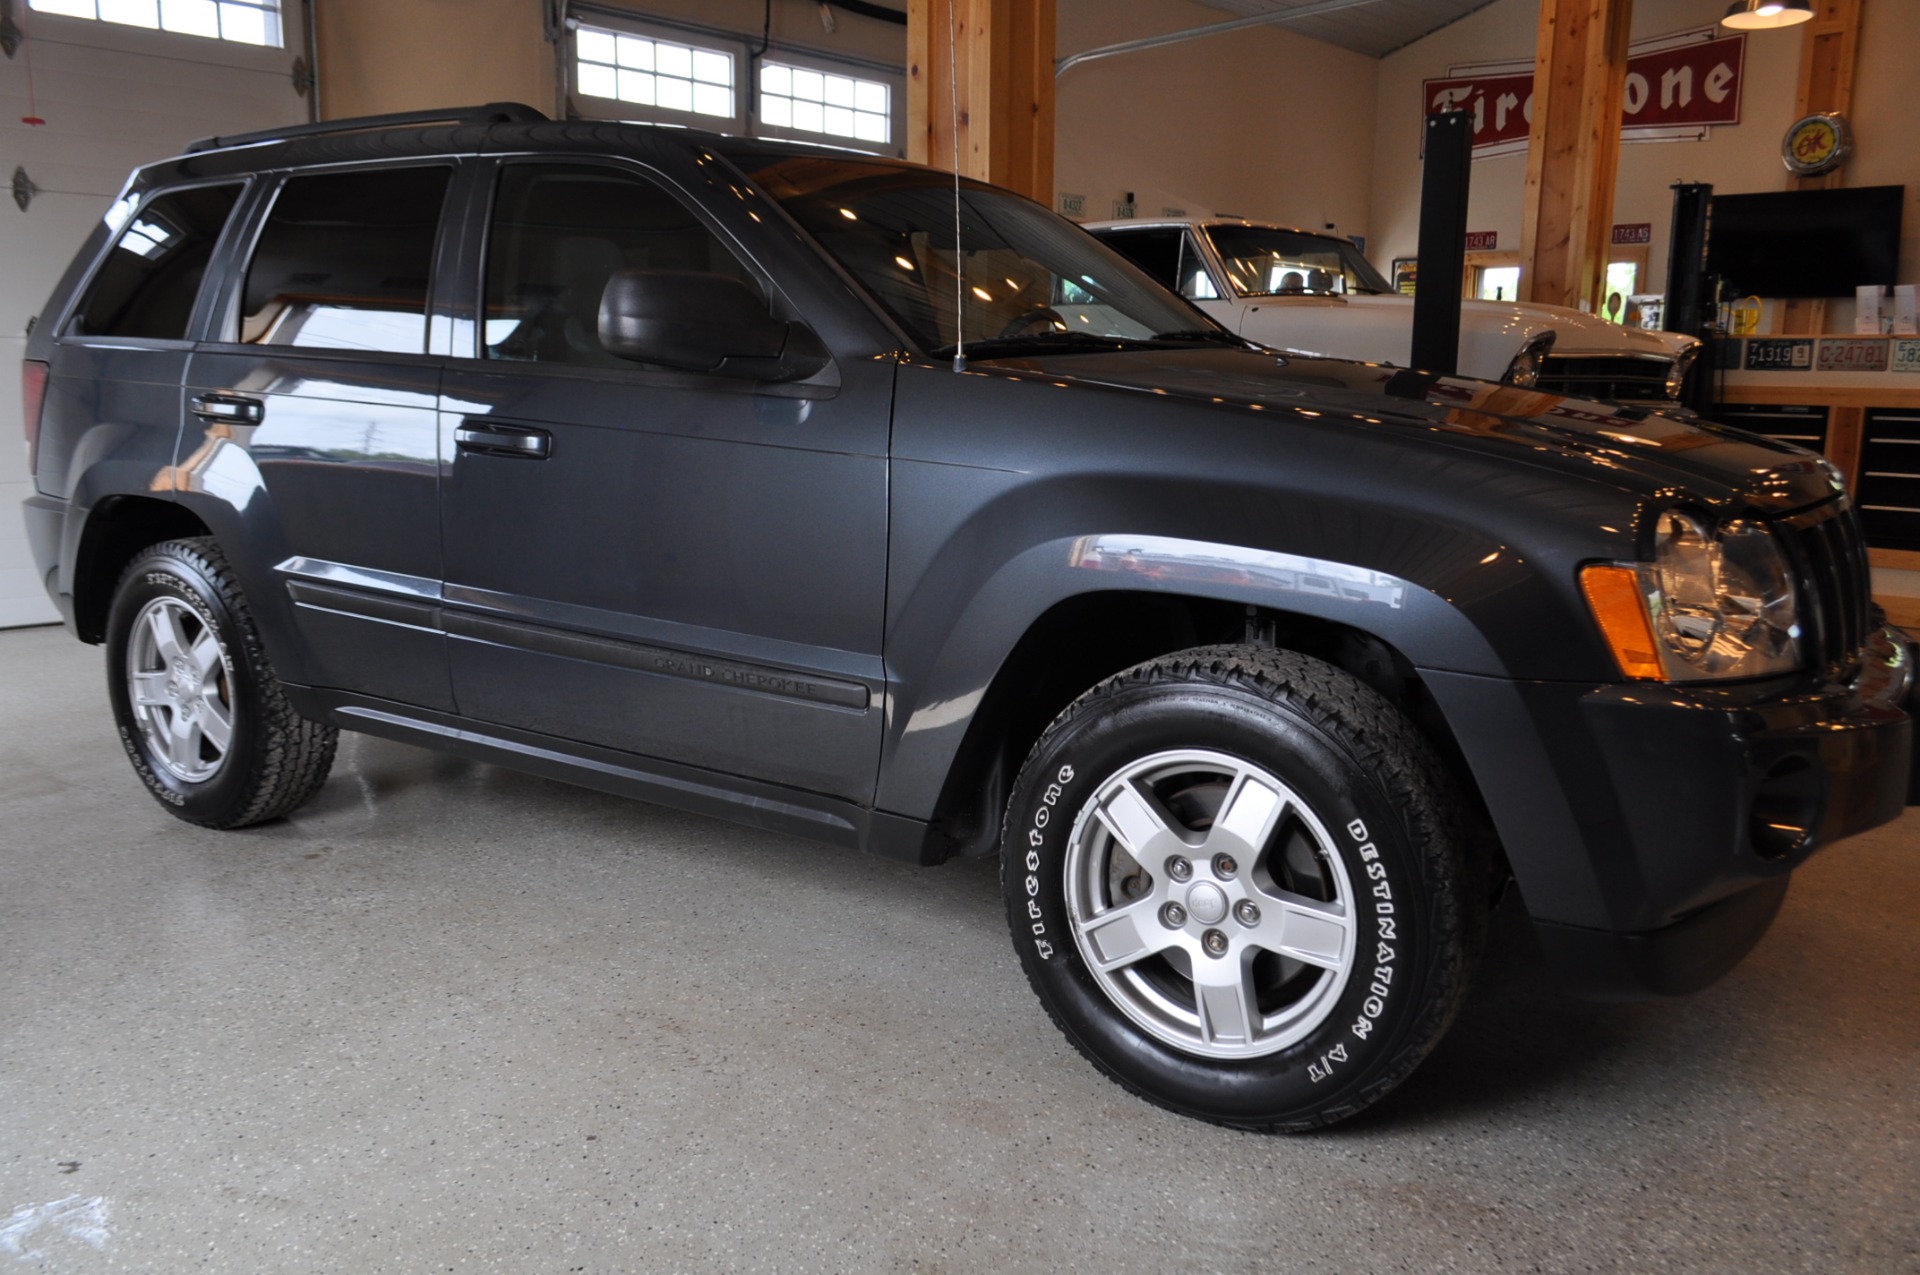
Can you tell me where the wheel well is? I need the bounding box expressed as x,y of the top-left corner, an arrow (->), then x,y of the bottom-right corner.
922,593 -> 1499,872
72,497 -> 212,643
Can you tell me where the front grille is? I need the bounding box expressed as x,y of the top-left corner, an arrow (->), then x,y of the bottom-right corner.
1779,497 -> 1873,674
1537,354 -> 1676,402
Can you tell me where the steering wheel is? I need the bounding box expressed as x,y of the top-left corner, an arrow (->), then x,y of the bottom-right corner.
995,306 -> 1066,339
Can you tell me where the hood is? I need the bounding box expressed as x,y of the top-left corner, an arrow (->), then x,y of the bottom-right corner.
977,344 -> 1834,513
1461,296 -> 1697,358
1339,293 -> 1697,359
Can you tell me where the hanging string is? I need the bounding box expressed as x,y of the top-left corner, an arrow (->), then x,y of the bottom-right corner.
948,0 -> 965,373
20,2 -> 46,125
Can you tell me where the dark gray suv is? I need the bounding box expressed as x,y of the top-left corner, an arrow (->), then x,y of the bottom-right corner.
20,104 -> 1916,1131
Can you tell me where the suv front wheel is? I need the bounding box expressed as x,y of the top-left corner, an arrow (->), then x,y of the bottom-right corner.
105,538 -> 337,828
1002,645 -> 1482,1131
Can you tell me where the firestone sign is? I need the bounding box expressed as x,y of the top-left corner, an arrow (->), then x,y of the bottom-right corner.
1423,28 -> 1745,158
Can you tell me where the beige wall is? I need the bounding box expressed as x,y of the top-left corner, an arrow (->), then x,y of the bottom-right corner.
313,0 -> 1380,235
316,0 -> 905,122
1055,0 -> 1378,234
317,0 -> 552,119
1369,0 -> 1920,323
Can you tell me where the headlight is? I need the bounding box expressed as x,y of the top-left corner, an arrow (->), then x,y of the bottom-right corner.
1502,333 -> 1555,388
1663,346 -> 1700,399
1582,510 -> 1803,682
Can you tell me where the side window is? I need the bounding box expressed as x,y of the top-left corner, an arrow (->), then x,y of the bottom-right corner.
483,163 -> 761,368
1098,228 -> 1182,290
71,183 -> 244,340
240,166 -> 451,354
1178,235 -> 1219,300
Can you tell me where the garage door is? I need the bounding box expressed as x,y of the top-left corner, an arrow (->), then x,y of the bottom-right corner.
1,3 -> 307,627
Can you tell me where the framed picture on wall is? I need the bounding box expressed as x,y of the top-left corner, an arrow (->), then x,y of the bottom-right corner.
1392,258 -> 1418,296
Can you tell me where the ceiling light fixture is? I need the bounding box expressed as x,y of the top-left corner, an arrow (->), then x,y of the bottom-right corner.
1721,0 -> 1815,30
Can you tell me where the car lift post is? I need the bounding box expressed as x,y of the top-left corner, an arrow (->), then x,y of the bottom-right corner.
1411,110 -> 1471,377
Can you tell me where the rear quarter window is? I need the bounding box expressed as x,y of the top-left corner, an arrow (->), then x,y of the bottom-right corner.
69,183 -> 245,340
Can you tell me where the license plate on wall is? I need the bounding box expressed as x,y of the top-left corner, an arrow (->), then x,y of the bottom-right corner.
1817,339 -> 1890,373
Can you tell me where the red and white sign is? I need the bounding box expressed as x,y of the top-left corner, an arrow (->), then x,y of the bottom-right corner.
1423,28 -> 1745,158
1465,231 -> 1499,251
1612,222 -> 1653,245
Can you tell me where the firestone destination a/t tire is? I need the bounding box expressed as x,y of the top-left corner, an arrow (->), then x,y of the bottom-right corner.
1002,645 -> 1483,1131
104,537 -> 337,829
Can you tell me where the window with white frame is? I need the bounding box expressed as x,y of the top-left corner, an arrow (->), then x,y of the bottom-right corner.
759,62 -> 890,146
574,24 -> 735,120
29,0 -> 283,46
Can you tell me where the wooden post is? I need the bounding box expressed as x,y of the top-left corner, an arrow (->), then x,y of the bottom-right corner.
1780,0 -> 1866,336
1518,0 -> 1633,314
906,0 -> 1055,204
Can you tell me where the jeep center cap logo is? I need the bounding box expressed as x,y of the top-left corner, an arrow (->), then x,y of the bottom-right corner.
1186,882 -> 1229,926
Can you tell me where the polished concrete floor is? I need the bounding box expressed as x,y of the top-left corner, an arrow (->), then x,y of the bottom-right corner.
1,623 -> 1916,1273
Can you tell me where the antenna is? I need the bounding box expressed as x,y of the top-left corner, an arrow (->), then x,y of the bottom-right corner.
948,0 -> 967,372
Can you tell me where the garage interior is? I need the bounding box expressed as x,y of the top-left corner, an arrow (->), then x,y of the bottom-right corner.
2,0 -> 1917,1269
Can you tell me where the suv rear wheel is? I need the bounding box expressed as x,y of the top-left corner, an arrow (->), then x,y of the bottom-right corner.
1002,645 -> 1482,1131
105,538 -> 337,828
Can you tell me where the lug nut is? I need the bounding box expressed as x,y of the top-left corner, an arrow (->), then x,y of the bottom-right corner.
1234,900 -> 1261,927
1212,853 -> 1238,879
1166,856 -> 1193,882
1202,929 -> 1229,957
1160,902 -> 1188,929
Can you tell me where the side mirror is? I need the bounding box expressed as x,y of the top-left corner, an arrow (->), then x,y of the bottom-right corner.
598,270 -> 830,381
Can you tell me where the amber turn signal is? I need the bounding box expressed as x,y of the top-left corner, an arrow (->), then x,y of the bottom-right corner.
1581,564 -> 1665,681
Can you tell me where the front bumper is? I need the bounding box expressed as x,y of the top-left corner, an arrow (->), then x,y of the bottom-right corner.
1425,627 -> 1912,1000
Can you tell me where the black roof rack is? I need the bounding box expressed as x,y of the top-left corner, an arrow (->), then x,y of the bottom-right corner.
184,102 -> 549,155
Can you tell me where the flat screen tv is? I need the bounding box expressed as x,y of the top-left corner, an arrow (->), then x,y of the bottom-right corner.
1707,185 -> 1903,299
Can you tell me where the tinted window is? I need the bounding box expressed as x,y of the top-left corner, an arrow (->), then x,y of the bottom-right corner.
1097,227 -> 1182,289
483,163 -> 760,367
241,167 -> 451,354
1204,225 -> 1393,298
741,156 -> 1218,357
1177,234 -> 1219,300
72,183 -> 244,339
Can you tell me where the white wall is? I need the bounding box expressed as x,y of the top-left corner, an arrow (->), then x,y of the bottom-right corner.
1056,0 -> 1378,235
1368,0 -> 1920,324
0,8 -> 306,627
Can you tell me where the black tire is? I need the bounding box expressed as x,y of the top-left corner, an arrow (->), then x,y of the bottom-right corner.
104,537 -> 337,829
1002,644 -> 1482,1131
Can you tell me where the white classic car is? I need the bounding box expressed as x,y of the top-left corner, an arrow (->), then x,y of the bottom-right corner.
1085,218 -> 1701,402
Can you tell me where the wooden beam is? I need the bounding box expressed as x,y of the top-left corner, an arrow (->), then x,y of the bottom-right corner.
907,0 -> 1055,203
1780,0 -> 1865,335
1519,0 -> 1633,314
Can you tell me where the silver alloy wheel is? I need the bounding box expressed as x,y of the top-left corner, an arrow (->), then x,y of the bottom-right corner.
126,596 -> 234,784
1064,748 -> 1356,1060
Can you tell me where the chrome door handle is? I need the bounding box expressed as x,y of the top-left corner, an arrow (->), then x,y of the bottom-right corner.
190,393 -> 264,424
455,421 -> 552,459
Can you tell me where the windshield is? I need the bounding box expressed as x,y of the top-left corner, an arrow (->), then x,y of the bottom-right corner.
1204,225 -> 1393,298
734,153 -> 1233,357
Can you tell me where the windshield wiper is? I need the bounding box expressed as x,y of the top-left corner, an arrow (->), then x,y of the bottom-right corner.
1148,329 -> 1237,343
943,331 -> 1148,358
946,328 -> 1240,360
